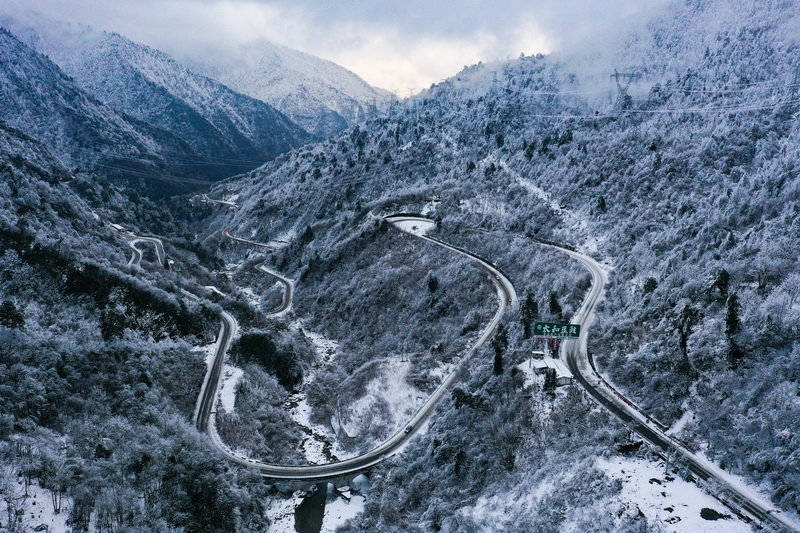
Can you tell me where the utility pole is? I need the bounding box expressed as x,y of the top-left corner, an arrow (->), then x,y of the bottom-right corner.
611,69 -> 640,110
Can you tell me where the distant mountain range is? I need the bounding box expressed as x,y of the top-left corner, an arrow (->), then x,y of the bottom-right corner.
0,12 -> 392,196
0,27 -> 223,197
175,41 -> 393,138
0,17 -> 315,196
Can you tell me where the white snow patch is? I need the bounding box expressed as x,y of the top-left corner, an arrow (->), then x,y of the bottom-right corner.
667,409 -> 694,436
195,342 -> 217,369
283,320 -> 343,461
202,285 -> 226,296
264,492 -> 304,533
292,319 -> 339,363
337,359 -> 424,440
501,161 -> 611,257
515,358 -> 539,388
459,196 -> 509,217
0,478 -> 71,533
691,449 -> 785,518
597,456 -> 751,532
240,286 -> 262,309
286,394 -> 342,463
322,494 -> 366,532
421,199 -> 441,216
391,218 -> 436,236
219,364 -> 244,413
269,229 -> 296,249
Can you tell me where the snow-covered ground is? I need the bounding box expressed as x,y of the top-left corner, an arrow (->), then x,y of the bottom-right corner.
194,340 -> 243,414
336,358 -> 424,439
667,409 -> 695,436
240,286 -> 263,309
322,493 -> 366,532
596,456 -> 751,532
284,319 -> 344,462
219,365 -> 244,413
421,199 -> 441,216
390,218 -> 436,236
501,160 -> 611,258
265,491 -> 305,532
265,488 -> 366,533
0,478 -> 71,533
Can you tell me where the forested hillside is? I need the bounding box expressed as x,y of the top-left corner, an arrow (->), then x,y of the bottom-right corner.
1,0 -> 799,530
0,111 -> 296,530
204,0 -> 800,528
0,17 -> 312,173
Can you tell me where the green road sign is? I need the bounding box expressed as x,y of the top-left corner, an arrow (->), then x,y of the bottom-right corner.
533,322 -> 581,338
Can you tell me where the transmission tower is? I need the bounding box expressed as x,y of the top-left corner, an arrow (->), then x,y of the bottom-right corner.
611,69 -> 640,109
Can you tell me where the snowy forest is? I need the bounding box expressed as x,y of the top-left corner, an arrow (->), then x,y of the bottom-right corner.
1,0 -> 800,531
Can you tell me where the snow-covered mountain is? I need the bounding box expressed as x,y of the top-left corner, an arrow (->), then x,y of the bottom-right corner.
1,16 -> 311,183
201,0 -> 800,529
177,41 -> 393,138
0,28 -> 230,197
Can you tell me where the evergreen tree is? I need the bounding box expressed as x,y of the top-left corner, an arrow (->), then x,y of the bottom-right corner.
99,306 -> 126,341
427,275 -> 439,293
0,300 -> 24,329
520,295 -> 539,338
711,268 -> 730,298
548,291 -> 562,320
725,292 -> 741,338
543,368 -> 557,397
491,323 -> 508,376
493,350 -> 504,376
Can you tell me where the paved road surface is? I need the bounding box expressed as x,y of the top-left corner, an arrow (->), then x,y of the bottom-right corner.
194,215 -> 514,480
544,241 -> 799,532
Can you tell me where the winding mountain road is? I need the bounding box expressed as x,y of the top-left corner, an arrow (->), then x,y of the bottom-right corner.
126,236 -> 165,268
117,219 -> 797,529
192,215 -> 515,480
222,231 -> 294,314
541,242 -> 800,533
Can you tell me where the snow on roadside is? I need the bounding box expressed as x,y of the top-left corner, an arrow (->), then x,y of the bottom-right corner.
667,409 -> 694,436
596,456 -> 751,532
194,341 -> 243,414
391,218 -> 436,236
322,494 -> 366,532
195,342 -> 216,369
219,365 -> 244,413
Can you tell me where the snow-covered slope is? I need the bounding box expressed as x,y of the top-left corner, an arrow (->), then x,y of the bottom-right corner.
201,0 -> 800,529
178,41 -> 392,138
0,16 -> 311,180
0,28 -> 225,197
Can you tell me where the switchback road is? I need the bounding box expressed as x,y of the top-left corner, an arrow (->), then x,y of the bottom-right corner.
193,215 -> 515,480
125,236 -> 165,268
222,231 -> 293,315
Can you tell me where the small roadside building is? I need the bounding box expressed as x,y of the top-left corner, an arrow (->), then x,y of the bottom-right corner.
531,357 -> 573,386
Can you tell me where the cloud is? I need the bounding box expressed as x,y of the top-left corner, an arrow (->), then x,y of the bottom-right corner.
2,0 -> 672,91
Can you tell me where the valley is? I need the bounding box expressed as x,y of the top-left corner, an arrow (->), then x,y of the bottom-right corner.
1,0 -> 800,531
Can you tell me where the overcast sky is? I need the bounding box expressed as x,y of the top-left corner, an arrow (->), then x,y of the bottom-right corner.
7,0 -> 671,92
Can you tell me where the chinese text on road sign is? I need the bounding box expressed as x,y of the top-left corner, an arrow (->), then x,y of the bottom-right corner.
533,322 -> 581,338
